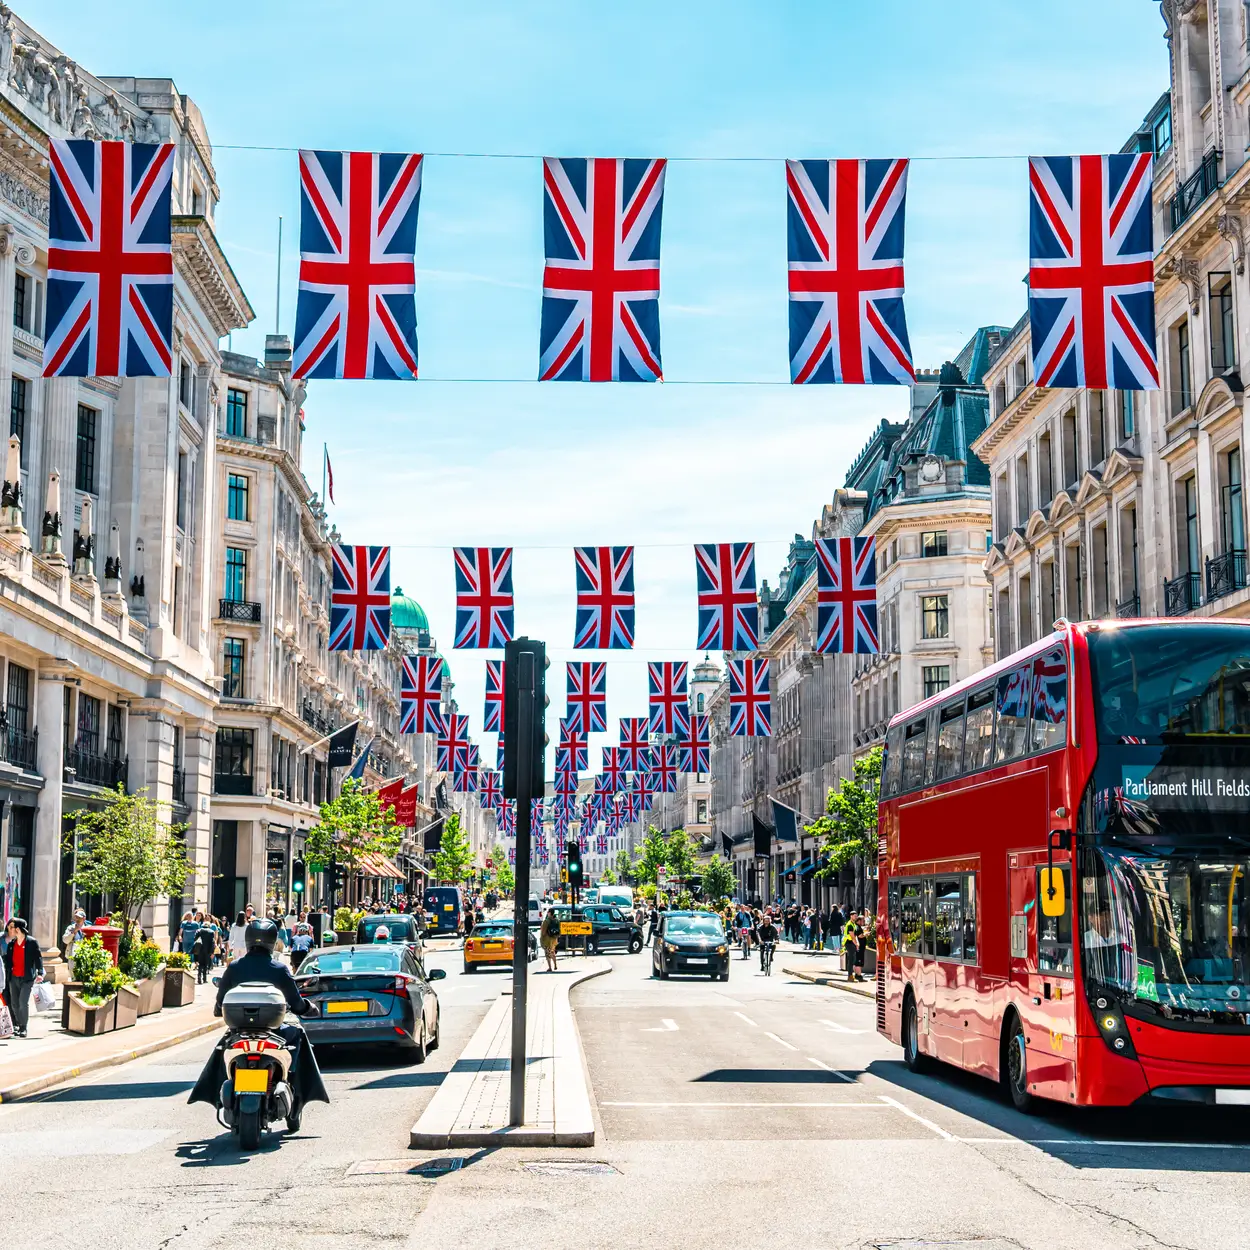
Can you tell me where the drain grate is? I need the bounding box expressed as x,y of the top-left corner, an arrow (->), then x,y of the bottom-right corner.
347,1157 -> 465,1178
523,1160 -> 619,1177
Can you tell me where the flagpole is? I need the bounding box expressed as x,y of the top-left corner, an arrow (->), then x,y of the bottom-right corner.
322,442 -> 328,508
275,215 -> 283,333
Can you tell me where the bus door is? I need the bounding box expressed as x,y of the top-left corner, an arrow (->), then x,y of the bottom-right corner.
1031,859 -> 1076,1097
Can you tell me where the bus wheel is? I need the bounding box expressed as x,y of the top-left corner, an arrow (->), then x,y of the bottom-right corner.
902,992 -> 930,1073
1002,1014 -> 1035,1113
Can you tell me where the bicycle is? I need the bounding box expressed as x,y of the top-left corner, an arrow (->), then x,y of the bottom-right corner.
761,941 -> 776,977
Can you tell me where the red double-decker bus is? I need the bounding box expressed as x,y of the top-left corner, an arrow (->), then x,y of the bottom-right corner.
876,618 -> 1250,1110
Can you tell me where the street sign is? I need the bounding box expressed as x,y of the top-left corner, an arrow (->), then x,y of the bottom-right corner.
486,857 -> 493,868
657,866 -> 668,888
560,921 -> 593,936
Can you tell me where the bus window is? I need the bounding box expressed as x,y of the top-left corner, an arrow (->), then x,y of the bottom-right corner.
934,877 -> 963,958
962,874 -> 976,963
964,686 -> 995,771
993,667 -> 1032,763
884,723 -> 904,795
936,698 -> 966,780
900,880 -> 924,955
1030,646 -> 1067,753
901,719 -> 927,790
887,879 -> 900,947
1037,864 -> 1073,974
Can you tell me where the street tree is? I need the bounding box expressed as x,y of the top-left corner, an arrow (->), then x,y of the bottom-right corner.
491,843 -> 515,894
664,828 -> 698,886
810,746 -> 883,895
67,786 -> 192,965
613,848 -> 636,885
431,812 -> 474,884
305,778 -> 403,885
632,826 -> 668,885
598,867 -> 617,885
700,854 -> 736,904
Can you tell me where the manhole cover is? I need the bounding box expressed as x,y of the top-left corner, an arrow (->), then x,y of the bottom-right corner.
523,1160 -> 619,1177
347,1157 -> 465,1178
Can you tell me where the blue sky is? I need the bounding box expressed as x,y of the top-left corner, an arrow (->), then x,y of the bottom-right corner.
29,0 -> 1166,772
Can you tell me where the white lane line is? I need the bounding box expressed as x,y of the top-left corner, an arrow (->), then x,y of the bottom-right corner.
764,1031 -> 798,1051
819,1018 -> 867,1034
807,1056 -> 856,1084
733,1011 -> 757,1027
601,1101 -> 889,1109
877,1093 -> 955,1140
642,1018 -> 679,1032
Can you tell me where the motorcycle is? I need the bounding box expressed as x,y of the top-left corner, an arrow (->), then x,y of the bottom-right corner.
215,983 -> 301,1149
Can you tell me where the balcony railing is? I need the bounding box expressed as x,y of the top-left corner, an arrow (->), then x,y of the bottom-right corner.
172,765 -> 187,805
1170,149 -> 1220,233
64,745 -> 127,790
301,701 -> 337,735
1163,570 -> 1202,617
218,598 -> 261,622
0,725 -> 38,772
1206,549 -> 1248,603
1115,593 -> 1140,619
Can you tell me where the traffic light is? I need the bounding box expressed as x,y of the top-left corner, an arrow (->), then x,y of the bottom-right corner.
291,858 -> 306,897
566,839 -> 582,889
503,637 -> 549,800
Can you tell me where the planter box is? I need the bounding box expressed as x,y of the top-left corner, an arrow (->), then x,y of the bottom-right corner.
114,982 -> 140,1030
62,981 -> 83,1030
66,991 -> 117,1036
163,967 -> 196,1007
135,969 -> 165,1016
333,930 -> 355,946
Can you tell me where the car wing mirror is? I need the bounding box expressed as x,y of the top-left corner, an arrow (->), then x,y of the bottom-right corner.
428,967 -> 447,981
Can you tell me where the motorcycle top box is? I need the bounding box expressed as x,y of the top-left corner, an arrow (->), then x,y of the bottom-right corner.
221,983 -> 288,1031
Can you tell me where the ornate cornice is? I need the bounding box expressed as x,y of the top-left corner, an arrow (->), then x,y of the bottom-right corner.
172,216 -> 255,337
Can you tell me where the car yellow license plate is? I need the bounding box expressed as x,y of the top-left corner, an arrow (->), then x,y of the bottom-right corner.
327,1000 -> 369,1014
444,904 -> 454,910
233,1067 -> 269,1093
484,942 -> 503,949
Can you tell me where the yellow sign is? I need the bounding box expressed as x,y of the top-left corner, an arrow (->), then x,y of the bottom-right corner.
560,921 -> 593,936
1039,867 -> 1066,917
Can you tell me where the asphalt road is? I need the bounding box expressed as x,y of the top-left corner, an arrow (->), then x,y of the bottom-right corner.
4,943 -> 1250,1250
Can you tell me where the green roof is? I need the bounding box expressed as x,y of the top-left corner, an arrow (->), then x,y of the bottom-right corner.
391,587 -> 429,632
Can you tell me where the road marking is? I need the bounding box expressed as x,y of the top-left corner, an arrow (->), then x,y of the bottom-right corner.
807,1056 -> 855,1084
733,1011 -> 757,1027
971,1138 -> 1250,1150
819,1018 -> 868,1034
642,1018 -> 679,1032
764,1031 -> 798,1051
600,1101 -> 890,1109
877,1093 -> 955,1140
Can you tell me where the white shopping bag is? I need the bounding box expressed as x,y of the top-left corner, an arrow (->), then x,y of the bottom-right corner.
31,980 -> 55,1013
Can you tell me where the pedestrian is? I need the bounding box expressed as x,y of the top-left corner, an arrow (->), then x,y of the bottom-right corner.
843,911 -> 863,981
61,907 -> 87,971
539,907 -> 560,972
646,903 -> 659,943
228,910 -> 248,961
192,923 -> 215,984
2,918 -> 44,1036
289,913 -> 314,971
178,909 -> 200,957
829,903 -> 845,952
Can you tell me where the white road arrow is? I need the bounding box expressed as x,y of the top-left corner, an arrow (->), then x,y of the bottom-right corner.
642,1018 -> 679,1032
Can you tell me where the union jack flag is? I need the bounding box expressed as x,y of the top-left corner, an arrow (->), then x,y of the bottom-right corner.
593,774 -> 616,806
729,658 -> 771,737
437,713 -> 470,772
45,140 -> 175,378
622,784 -> 642,823
678,715 -> 710,773
330,545 -> 392,651
540,157 -> 665,382
557,719 -> 589,772
648,662 -> 689,737
498,802 -> 515,837
496,733 -> 507,771
695,543 -> 758,651
601,747 -> 627,793
554,767 -> 579,806
400,655 -> 444,735
633,771 -> 654,810
647,743 -> 679,794
619,717 -> 651,773
574,546 -> 636,649
786,158 -> 913,386
454,746 -> 479,793
815,537 -> 878,654
1028,154 -> 1158,391
293,149 -> 422,380
566,662 -> 607,734
454,547 -> 514,649
484,659 -> 505,733
531,797 -> 545,828
479,768 -> 502,810
596,834 -> 609,855
508,845 -> 516,865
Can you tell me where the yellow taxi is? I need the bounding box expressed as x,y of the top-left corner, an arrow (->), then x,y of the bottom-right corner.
463,920 -> 537,972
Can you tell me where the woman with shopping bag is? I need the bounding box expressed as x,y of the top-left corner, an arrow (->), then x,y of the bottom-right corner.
2,918 -> 43,1036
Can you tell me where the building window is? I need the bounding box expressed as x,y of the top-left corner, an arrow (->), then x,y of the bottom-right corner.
696,799 -> 708,824
225,547 -> 248,602
921,531 -> 948,559
923,665 -> 951,699
75,404 -> 98,494
179,358 -> 193,411
1117,391 -> 1135,442
1182,475 -> 1200,574
227,474 -> 250,522
1222,448 -> 1245,555
985,530 -> 993,552
1211,273 -> 1236,373
222,638 -> 245,698
1065,543 -> 1083,619
226,388 -> 247,438
5,661 -> 29,735
215,727 -> 254,796
77,692 -> 101,754
9,376 -> 26,465
106,705 -> 123,760
922,594 -> 949,639
1154,107 -> 1172,154
176,450 -> 188,531
13,271 -> 26,329
1174,319 -> 1193,414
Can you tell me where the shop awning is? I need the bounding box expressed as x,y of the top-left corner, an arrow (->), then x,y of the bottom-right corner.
799,856 -> 826,879
358,852 -> 405,880
784,857 -> 813,882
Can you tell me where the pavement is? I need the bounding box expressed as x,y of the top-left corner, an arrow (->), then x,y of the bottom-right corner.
410,954 -> 608,1148
779,945 -> 877,998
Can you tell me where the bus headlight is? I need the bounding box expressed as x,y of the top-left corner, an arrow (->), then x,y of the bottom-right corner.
1092,997 -> 1136,1058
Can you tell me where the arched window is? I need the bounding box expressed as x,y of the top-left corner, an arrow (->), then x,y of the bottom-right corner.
696,693 -> 705,712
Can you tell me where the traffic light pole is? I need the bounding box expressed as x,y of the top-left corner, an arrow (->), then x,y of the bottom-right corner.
509,648 -> 535,1128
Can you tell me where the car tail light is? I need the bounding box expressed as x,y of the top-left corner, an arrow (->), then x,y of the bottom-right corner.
392,976 -> 411,999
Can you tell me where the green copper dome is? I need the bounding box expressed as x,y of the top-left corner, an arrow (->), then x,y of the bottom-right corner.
391,587 -> 429,633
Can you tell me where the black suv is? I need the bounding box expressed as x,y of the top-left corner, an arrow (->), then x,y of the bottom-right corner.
551,904 -> 644,954
652,910 -> 730,980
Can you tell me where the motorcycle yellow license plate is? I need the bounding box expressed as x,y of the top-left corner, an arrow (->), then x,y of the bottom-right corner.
327,1000 -> 369,1014
233,1067 -> 269,1093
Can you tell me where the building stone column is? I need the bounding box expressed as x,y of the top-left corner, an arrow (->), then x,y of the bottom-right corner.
31,662 -> 69,951
183,721 -> 214,914
129,701 -> 176,942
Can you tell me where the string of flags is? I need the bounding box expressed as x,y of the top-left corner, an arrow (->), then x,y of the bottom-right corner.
46,140 -> 1158,392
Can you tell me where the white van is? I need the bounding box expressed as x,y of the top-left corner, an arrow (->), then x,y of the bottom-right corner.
594,886 -> 634,911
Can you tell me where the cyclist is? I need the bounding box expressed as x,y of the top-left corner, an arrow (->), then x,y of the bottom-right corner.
757,911 -> 779,975
734,905 -> 753,960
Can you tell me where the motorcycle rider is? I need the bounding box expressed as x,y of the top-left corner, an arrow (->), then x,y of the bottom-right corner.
188,918 -> 329,1131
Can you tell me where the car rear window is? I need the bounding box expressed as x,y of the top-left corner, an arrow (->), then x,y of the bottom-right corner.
359,918 -> 416,941
474,925 -> 512,937
300,949 -> 401,975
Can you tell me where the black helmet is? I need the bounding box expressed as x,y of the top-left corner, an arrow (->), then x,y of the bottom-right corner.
245,917 -> 278,954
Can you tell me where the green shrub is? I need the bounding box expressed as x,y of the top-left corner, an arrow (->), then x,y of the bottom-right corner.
123,939 -> 163,980
71,934 -> 111,985
83,962 -> 130,1002
165,951 -> 191,969
333,906 -> 356,931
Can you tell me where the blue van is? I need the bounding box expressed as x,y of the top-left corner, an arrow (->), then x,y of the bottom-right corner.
423,886 -> 462,935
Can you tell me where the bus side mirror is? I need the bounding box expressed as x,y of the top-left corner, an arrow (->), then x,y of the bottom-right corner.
1039,867 -> 1066,917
